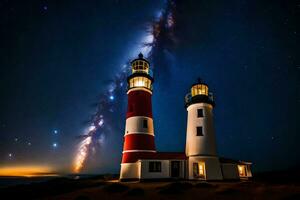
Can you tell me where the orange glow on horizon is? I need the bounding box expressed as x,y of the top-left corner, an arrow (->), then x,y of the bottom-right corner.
0,165 -> 58,177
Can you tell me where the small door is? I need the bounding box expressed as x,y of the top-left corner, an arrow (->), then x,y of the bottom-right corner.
238,165 -> 247,177
193,162 -> 206,179
171,161 -> 181,178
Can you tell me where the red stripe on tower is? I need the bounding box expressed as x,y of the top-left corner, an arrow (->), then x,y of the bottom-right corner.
123,134 -> 155,151
126,90 -> 153,118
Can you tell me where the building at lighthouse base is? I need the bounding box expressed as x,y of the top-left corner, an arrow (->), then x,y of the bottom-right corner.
120,152 -> 252,181
120,152 -> 186,181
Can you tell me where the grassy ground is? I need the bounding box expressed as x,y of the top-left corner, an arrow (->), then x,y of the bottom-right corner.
0,173 -> 299,200
46,181 -> 299,200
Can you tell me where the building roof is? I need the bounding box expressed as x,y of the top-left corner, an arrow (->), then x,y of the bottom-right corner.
219,157 -> 252,165
133,153 -> 251,163
139,152 -> 187,160
130,53 -> 150,64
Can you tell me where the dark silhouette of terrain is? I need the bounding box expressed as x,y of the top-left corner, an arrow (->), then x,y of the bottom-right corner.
0,171 -> 299,200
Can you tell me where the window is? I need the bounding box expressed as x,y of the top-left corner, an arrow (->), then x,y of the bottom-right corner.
191,84 -> 208,96
143,119 -> 148,128
132,60 -> 149,74
197,109 -> 203,117
238,165 -> 247,177
196,127 -> 203,136
193,162 -> 205,178
149,162 -> 161,172
129,76 -> 152,90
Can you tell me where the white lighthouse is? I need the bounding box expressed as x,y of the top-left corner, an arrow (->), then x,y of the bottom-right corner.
185,79 -> 223,180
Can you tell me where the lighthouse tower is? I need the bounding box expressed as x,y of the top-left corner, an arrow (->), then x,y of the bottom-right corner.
120,53 -> 155,181
185,79 -> 223,180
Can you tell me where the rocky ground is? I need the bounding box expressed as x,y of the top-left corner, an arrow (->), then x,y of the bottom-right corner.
0,171 -> 299,200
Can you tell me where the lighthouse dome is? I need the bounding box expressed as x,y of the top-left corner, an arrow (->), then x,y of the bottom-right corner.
185,78 -> 214,108
131,53 -> 150,74
191,79 -> 209,97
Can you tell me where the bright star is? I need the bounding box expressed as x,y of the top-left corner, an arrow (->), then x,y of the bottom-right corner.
54,130 -> 58,134
8,153 -> 13,158
52,143 -> 58,148
98,119 -> 104,127
109,95 -> 114,100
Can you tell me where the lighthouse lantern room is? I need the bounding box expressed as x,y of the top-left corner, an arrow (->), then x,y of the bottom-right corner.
128,53 -> 153,91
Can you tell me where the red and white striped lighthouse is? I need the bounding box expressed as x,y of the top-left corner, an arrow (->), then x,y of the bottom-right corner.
120,53 -> 156,180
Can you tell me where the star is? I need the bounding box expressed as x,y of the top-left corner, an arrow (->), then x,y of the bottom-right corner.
271,136 -> 275,140
27,142 -> 31,146
8,153 -> 13,158
109,95 -> 114,100
43,5 -> 48,11
53,130 -> 58,134
98,119 -> 104,126
52,143 -> 58,148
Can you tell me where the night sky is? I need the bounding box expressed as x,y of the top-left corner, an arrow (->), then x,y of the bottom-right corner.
0,0 -> 299,174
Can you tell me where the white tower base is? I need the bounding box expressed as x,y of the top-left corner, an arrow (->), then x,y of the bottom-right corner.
187,156 -> 223,180
120,162 -> 141,180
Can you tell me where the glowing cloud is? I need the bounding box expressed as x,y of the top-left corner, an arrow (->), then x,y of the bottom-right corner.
0,165 -> 57,177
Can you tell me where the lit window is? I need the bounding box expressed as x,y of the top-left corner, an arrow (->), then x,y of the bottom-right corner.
129,76 -> 152,90
136,77 -> 144,87
130,80 -> 133,88
238,165 -> 247,177
132,60 -> 149,74
193,162 -> 205,178
149,162 -> 161,172
196,127 -> 203,136
199,164 -> 204,176
191,84 -> 208,96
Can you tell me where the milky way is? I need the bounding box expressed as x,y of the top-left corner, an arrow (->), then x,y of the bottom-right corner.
73,0 -> 178,173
